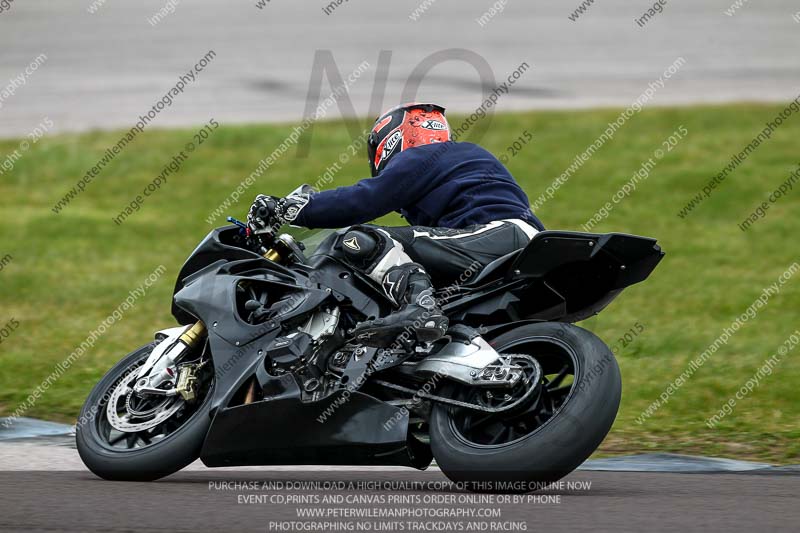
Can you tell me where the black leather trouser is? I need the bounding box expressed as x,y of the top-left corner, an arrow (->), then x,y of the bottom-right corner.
309,219 -> 538,289
368,219 -> 538,288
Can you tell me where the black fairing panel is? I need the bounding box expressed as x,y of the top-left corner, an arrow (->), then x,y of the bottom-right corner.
173,260 -> 326,347
446,231 -> 663,325
511,231 -> 662,283
508,231 -> 664,322
171,226 -> 267,324
172,259 -> 324,413
169,238 -> 415,466
201,392 -> 430,469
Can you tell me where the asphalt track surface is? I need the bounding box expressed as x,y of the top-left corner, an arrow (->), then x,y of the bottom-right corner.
0,437 -> 798,532
1,467 -> 798,532
1,0 -> 799,137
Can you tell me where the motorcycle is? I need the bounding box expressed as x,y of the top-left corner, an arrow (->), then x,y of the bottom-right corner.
76,200 -> 663,489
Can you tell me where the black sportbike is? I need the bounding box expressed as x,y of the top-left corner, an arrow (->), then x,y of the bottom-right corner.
77,202 -> 663,489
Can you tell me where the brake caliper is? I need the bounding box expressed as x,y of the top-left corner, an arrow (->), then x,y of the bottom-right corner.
175,365 -> 199,402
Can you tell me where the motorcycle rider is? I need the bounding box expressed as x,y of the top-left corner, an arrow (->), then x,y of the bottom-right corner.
248,102 -> 544,347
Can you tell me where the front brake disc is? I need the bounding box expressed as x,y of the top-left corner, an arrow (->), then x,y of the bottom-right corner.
106,368 -> 183,433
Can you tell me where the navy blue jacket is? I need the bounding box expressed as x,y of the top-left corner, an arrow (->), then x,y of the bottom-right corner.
294,142 -> 544,230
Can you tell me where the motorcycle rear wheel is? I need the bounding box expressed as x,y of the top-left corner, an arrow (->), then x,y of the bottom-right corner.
430,322 -> 621,491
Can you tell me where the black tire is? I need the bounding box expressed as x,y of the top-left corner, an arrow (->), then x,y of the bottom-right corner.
430,322 -> 621,490
76,343 -> 214,481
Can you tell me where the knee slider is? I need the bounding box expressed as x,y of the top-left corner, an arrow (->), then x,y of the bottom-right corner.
339,227 -> 384,269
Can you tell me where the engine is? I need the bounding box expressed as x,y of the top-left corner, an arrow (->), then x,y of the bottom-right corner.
261,307 -> 342,397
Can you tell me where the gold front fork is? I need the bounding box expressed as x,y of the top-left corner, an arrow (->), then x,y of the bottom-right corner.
263,248 -> 281,262
175,321 -> 208,402
179,321 -> 207,348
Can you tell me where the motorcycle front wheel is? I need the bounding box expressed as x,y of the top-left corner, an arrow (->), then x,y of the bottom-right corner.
430,322 -> 621,491
76,343 -> 215,481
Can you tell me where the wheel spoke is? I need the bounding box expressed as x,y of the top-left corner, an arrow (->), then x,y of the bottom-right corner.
546,365 -> 571,390
507,426 -> 518,440
548,384 -> 572,396
487,426 -> 511,445
469,413 -> 497,431
447,347 -> 577,448
92,352 -> 214,451
108,432 -> 127,446
462,411 -> 473,431
503,402 -> 540,423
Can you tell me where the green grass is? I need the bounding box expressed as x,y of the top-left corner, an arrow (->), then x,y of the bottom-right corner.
1,104 -> 799,463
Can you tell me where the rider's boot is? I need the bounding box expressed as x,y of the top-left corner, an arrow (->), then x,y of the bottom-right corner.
352,263 -> 448,347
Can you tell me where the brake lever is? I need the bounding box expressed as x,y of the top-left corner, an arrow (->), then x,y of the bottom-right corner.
227,216 -> 250,235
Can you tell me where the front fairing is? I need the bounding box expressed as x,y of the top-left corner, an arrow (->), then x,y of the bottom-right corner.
173,258 -> 329,347
173,257 -> 331,408
171,226 -> 339,324
171,226 -> 264,323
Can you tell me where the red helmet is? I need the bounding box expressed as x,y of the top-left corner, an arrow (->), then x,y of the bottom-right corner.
367,103 -> 451,176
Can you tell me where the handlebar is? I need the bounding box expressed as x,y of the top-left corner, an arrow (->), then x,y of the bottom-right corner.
226,216 -> 249,232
